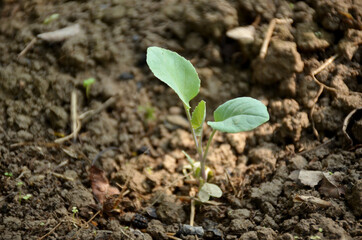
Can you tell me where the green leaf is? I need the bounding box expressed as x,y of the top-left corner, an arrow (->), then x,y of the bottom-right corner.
146,47 -> 200,108
83,78 -> 95,87
191,100 -> 206,136
198,183 -> 222,202
207,97 -> 269,133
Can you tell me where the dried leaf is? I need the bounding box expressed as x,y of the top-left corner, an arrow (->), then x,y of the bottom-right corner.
293,194 -> 332,208
89,166 -> 120,205
319,172 -> 346,198
37,24 -> 82,42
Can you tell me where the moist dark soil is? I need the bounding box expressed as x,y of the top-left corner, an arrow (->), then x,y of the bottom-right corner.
0,0 -> 361,239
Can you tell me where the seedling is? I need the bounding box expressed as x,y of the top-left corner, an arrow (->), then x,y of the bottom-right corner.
146,47 -> 269,202
22,194 -> 32,201
43,13 -> 59,24
83,78 -> 95,99
72,206 -> 79,217
4,172 -> 13,177
71,206 -> 79,227
17,181 -> 24,203
138,104 -> 156,123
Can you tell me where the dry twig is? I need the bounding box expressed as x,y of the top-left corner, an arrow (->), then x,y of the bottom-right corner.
71,90 -> 78,142
70,210 -> 101,240
55,94 -> 119,144
38,221 -> 63,240
18,24 -> 82,58
310,54 -> 338,139
259,18 -> 293,59
190,199 -> 195,226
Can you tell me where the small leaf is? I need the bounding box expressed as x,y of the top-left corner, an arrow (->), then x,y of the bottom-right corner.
198,183 -> 222,202
198,189 -> 210,202
191,100 -> 206,136
207,97 -> 269,133
83,78 -> 95,87
191,100 -> 206,129
146,47 -> 200,108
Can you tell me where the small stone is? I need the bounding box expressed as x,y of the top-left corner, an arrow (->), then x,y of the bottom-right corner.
119,72 -> 134,80
15,114 -> 32,130
251,179 -> 283,206
239,231 -> 258,240
163,155 -> 177,173
169,107 -> 182,115
228,209 -> 251,219
289,155 -> 308,170
102,6 -> 126,24
229,219 -> 254,234
28,174 -> 46,185
261,215 -> 278,230
147,220 -> 167,239
256,227 -> 277,240
166,115 -> 189,129
47,105 -> 69,129
156,195 -> 186,224
277,233 -> 294,240
17,130 -> 33,140
64,170 -> 78,180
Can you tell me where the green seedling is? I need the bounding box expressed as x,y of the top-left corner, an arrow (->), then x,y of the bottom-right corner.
17,181 -> 24,203
4,172 -> 13,177
83,78 -> 96,99
138,105 -> 156,123
22,194 -> 32,201
146,46 -> 269,202
71,206 -> 79,227
43,13 -> 59,24
314,31 -> 322,38
72,206 -> 78,216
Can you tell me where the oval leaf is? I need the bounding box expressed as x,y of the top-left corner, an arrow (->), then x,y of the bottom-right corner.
198,183 -> 222,202
207,97 -> 269,133
191,100 -> 206,136
146,47 -> 200,108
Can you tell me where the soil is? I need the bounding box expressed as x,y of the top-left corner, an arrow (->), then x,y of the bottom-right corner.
0,0 -> 361,239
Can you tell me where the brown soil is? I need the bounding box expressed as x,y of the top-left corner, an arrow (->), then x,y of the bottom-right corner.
0,0 -> 361,239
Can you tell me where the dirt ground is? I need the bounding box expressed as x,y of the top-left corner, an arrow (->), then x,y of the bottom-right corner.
0,0 -> 361,239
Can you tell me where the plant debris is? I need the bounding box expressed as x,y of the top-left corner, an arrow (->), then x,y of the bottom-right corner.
293,195 -> 332,208
342,108 -> 362,146
89,165 -> 120,205
37,24 -> 82,42
290,170 -> 346,198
